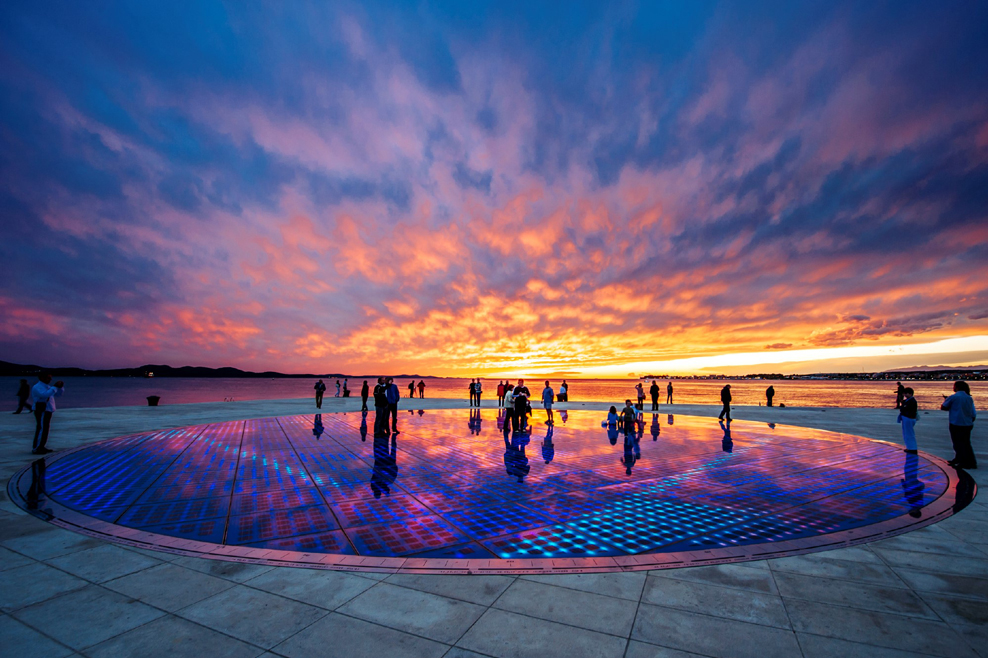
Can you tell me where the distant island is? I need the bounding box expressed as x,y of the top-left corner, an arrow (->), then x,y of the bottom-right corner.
0,361 -> 429,380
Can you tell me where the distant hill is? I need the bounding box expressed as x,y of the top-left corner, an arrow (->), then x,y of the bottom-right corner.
0,361 -> 349,379
884,365 -> 988,373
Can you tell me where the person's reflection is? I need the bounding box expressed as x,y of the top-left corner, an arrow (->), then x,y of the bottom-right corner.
621,433 -> 640,475
417,409 -> 424,417
469,408 -> 483,435
312,414 -> 324,439
719,420 -> 733,453
503,431 -> 531,482
542,425 -> 555,464
767,423 -> 776,429
650,414 -> 661,441
359,410 -> 368,442
667,414 -> 674,425
901,452 -> 925,518
370,433 -> 398,498
26,457 -> 46,510
559,410 -> 568,425
606,422 -> 620,446
497,407 -> 506,432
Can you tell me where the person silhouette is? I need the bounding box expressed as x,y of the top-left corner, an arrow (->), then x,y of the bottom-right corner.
417,380 -> 426,398
766,385 -> 775,407
335,379 -> 341,397
26,457 -> 46,510
370,433 -> 398,498
359,410 -> 368,441
718,385 -> 732,421
720,419 -> 733,453
650,414 -> 661,441
312,414 -> 324,439
503,431 -> 530,482
314,379 -> 326,408
895,382 -> 905,409
667,414 -> 674,425
666,381 -> 673,404
31,374 -> 64,455
408,380 -> 415,399
649,380 -> 660,411
901,451 -> 925,518
360,380 -> 369,411
14,379 -> 31,414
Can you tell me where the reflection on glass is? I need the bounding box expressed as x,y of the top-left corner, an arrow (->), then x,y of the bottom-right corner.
542,425 -> 555,464
650,414 -> 661,441
312,414 -> 324,439
667,414 -> 674,425
359,410 -> 368,442
26,457 -> 46,510
370,434 -> 398,498
504,431 -> 531,482
901,452 -> 925,518
720,420 -> 733,453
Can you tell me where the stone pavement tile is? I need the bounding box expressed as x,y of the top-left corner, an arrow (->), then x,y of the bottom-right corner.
624,641 -> 708,658
939,518 -> 988,544
493,578 -> 638,637
457,608 -> 626,658
650,563 -> 778,594
954,623 -> 988,658
870,548 -> 988,578
245,567 -> 376,610
773,571 -> 937,618
631,603 -> 801,658
0,613 -> 76,658
0,562 -> 87,611
171,556 -> 274,583
806,546 -> 884,563
85,614 -> 263,658
103,563 -> 235,612
386,573 -> 514,605
918,593 -> 988,626
784,598 -> 977,658
520,571 -> 646,601
123,545 -> 181,562
0,510 -> 53,543
273,612 -> 449,658
47,544 -> 160,583
338,582 -> 485,644
1,526 -> 104,560
641,575 -> 789,629
890,568 -> 988,601
796,632 -> 948,658
443,649 -> 492,658
178,585 -> 326,649
871,533 -> 988,558
767,554 -> 904,586
12,584 -> 165,650
0,545 -> 33,571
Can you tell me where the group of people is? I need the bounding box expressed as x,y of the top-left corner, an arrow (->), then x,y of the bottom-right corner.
897,380 -> 978,469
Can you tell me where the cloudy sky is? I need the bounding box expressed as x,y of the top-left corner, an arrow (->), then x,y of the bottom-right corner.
1,1 -> 987,376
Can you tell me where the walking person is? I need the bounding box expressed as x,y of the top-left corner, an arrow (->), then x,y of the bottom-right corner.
386,377 -> 401,434
314,379 -> 326,409
649,380 -> 660,411
541,381 -> 554,425
360,380 -> 369,412
666,381 -> 673,404
497,381 -> 505,407
898,387 -> 918,454
31,374 -> 64,454
635,382 -> 645,411
895,381 -> 905,409
335,379 -> 341,398
408,380 -> 415,399
417,380 -> 426,399
475,379 -> 483,406
718,384 -> 732,422
342,378 -> 349,397
766,385 -> 775,407
941,381 -> 977,469
13,379 -> 31,414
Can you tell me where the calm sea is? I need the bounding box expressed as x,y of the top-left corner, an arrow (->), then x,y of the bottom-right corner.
1,376 -> 983,411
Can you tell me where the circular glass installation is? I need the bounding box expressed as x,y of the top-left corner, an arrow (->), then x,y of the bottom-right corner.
8,410 -> 975,574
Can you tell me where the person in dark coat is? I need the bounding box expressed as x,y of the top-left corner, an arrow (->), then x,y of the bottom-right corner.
385,377 -> 401,434
314,379 -> 326,409
14,379 -> 31,414
360,380 -> 370,411
372,377 -> 389,437
718,385 -> 732,422
899,387 -> 918,454
766,385 -> 775,407
649,380 -> 660,411
941,381 -> 977,469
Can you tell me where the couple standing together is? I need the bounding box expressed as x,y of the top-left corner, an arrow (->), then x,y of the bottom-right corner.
372,377 -> 401,436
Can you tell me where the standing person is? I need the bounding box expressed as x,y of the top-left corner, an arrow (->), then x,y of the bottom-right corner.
497,381 -> 505,407
718,384 -> 732,422
475,379 -> 483,406
372,377 -> 388,437
14,379 -> 31,414
408,380 -> 415,399
766,385 -> 775,407
541,381 -> 554,425
635,382 -> 645,411
360,380 -> 370,412
941,381 -> 977,469
621,400 -> 637,436
895,381 -> 905,409
649,380 -> 660,411
559,380 -> 568,402
342,379 -> 349,397
513,386 -> 530,432
898,387 -> 918,454
30,374 -> 64,454
314,379 -> 326,408
386,377 -> 401,434
666,381 -> 673,404
335,379 -> 341,398
468,379 -> 477,407
417,380 -> 426,399
504,386 -> 517,432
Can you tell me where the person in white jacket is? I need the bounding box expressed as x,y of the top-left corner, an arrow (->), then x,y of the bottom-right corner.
31,374 -> 64,454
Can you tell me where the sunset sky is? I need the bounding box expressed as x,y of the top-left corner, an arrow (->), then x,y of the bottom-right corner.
1,1 -> 987,376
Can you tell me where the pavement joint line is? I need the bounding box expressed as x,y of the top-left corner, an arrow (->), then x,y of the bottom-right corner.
1,609 -> 81,657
